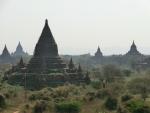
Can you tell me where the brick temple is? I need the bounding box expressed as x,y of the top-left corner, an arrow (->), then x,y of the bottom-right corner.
5,19 -> 90,89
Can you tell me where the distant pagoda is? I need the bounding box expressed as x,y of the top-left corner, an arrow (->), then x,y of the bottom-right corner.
94,46 -> 103,58
13,42 -> 28,57
27,19 -> 66,73
126,41 -> 142,56
0,45 -> 13,63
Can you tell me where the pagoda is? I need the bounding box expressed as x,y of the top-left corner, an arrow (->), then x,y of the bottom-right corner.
13,42 -> 28,57
94,46 -> 103,58
126,41 -> 142,56
27,19 -> 66,73
0,45 -> 13,63
5,19 -> 90,89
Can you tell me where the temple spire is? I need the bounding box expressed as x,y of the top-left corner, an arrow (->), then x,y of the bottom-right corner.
27,19 -> 66,73
34,19 -> 58,57
126,41 -> 142,56
68,58 -> 75,70
95,45 -> 103,58
18,57 -> 25,68
45,19 -> 48,24
1,44 -> 11,58
13,41 -> 28,57
77,64 -> 82,73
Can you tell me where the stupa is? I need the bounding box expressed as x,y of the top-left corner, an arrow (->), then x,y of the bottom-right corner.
13,42 -> 28,57
94,46 -> 103,58
126,41 -> 142,56
0,45 -> 13,63
27,19 -> 66,73
5,19 -> 90,89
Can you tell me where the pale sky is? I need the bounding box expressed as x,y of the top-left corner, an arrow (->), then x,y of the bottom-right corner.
1,0 -> 150,55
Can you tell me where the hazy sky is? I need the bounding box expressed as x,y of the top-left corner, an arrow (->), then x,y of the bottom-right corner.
1,0 -> 150,55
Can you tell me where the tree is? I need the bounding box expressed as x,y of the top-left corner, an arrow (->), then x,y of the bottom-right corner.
104,96 -> 118,110
0,94 -> 6,108
102,65 -> 123,82
126,99 -> 150,113
127,77 -> 150,100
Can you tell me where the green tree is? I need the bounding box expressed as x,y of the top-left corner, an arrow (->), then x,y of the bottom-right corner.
102,65 -> 123,82
128,77 -> 150,100
104,96 -> 118,110
126,99 -> 150,113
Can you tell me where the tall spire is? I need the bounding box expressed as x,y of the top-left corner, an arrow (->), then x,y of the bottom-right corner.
13,41 -> 27,57
97,46 -> 101,52
77,64 -> 82,73
16,41 -> 23,52
131,40 -> 136,48
27,19 -> 66,73
68,58 -> 75,70
1,44 -> 11,58
45,19 -> 48,24
34,19 -> 58,57
132,40 -> 135,45
126,40 -> 142,56
18,57 -> 25,68
95,45 -> 103,58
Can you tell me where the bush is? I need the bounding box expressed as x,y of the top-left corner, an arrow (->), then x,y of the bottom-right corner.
33,100 -> 47,113
127,77 -> 150,100
91,81 -> 101,89
104,96 -> 118,110
126,99 -> 150,113
0,94 -> 6,108
121,94 -> 132,102
96,89 -> 111,99
102,65 -> 123,82
55,101 -> 81,113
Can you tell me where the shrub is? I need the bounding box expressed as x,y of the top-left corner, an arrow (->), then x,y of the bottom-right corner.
91,81 -> 101,89
33,100 -> 47,113
55,101 -> 81,113
0,94 -> 6,108
123,69 -> 132,77
121,94 -> 132,102
102,65 -> 123,82
127,77 -> 150,100
104,96 -> 118,110
29,92 -> 50,101
96,89 -> 110,99
126,99 -> 150,113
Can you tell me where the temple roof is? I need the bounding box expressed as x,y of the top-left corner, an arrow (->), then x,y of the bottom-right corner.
16,42 -> 23,52
126,41 -> 142,56
13,42 -> 27,56
34,19 -> 58,57
17,57 -> 25,68
77,64 -> 82,73
27,19 -> 66,73
68,58 -> 75,69
95,46 -> 103,57
1,45 -> 11,58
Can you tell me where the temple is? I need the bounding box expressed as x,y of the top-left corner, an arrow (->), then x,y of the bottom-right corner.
12,42 -> 28,57
126,41 -> 142,56
0,45 -> 13,63
5,19 -> 90,89
94,46 -> 103,58
27,19 -> 66,73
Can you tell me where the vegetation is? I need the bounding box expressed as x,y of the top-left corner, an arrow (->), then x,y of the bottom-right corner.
55,101 -> 81,113
104,96 -> 118,110
0,63 -> 150,113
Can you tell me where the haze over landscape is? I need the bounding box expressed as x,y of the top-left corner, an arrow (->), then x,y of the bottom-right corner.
1,0 -> 150,55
